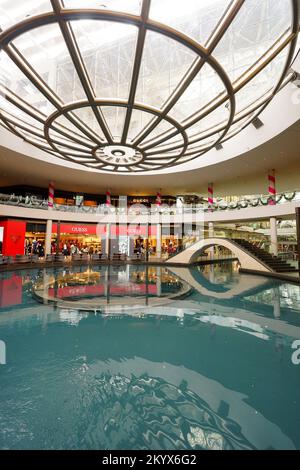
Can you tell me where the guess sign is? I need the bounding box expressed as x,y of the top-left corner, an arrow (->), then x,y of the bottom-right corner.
52,224 -> 157,236
71,226 -> 88,233
52,223 -> 98,235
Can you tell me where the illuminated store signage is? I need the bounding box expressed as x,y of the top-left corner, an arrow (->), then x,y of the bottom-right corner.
70,226 -> 88,233
131,198 -> 149,204
52,223 -> 100,235
52,224 -> 157,237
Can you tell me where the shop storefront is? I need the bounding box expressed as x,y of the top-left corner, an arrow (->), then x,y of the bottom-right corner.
110,225 -> 157,256
161,224 -> 183,256
0,219 -> 26,256
25,222 -> 47,255
52,223 -> 105,254
24,222 -> 104,255
0,219 -> 187,257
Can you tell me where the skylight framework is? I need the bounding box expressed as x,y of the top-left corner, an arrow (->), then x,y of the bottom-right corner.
0,0 -> 298,172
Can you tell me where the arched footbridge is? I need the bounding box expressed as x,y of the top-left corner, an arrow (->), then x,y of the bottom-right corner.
166,238 -> 273,272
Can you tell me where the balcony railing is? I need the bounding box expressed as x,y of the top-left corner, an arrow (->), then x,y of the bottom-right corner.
0,192 -> 298,214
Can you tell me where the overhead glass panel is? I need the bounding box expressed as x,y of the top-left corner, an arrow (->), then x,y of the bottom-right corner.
0,99 -> 44,130
12,23 -> 86,104
127,109 -> 153,142
48,128 -> 92,150
169,63 -> 226,123
185,103 -> 230,138
149,0 -> 232,46
62,0 -> 142,15
148,134 -> 184,152
101,106 -> 126,140
213,0 -> 292,82
0,50 -> 55,116
71,20 -> 137,100
0,0 -> 52,31
138,120 -> 174,147
234,47 -> 288,114
185,136 -> 217,152
71,107 -> 106,139
0,0 -> 297,172
14,128 -> 51,147
135,31 -> 197,109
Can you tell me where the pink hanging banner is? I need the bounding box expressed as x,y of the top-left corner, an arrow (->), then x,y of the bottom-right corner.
48,181 -> 55,209
208,183 -> 214,211
268,170 -> 276,205
106,190 -> 111,206
156,192 -> 162,206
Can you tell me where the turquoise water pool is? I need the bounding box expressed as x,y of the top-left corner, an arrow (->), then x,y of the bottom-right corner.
0,263 -> 300,450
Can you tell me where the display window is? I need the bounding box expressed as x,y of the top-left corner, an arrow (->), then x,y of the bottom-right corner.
161,236 -> 182,256
52,223 -> 104,255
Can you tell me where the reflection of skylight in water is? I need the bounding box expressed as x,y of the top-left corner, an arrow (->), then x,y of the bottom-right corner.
59,309 -> 88,326
198,315 -> 269,341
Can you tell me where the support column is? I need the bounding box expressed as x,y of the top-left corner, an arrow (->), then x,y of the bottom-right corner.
56,220 -> 61,255
296,207 -> 300,275
156,223 -> 162,258
208,222 -> 214,260
156,267 -> 162,297
106,265 -> 111,304
145,265 -> 149,306
270,217 -> 278,256
104,265 -> 109,297
105,223 -> 110,257
46,181 -> 54,255
45,219 -> 52,255
146,223 -> 149,262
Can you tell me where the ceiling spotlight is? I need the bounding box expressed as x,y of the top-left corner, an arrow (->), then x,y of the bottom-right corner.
291,71 -> 300,87
215,143 -> 223,151
252,117 -> 264,129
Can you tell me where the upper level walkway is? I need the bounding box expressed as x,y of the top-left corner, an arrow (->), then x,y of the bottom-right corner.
1,197 -> 300,224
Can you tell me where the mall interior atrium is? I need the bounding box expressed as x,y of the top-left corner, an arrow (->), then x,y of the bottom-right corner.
1,0 -> 300,455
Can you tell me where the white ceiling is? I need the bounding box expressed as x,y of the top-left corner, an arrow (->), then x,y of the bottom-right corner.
1,118 -> 300,196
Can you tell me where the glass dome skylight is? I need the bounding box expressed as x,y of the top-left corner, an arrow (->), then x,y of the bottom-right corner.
0,0 -> 298,172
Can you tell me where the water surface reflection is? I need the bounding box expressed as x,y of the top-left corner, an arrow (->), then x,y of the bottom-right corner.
0,264 -> 300,450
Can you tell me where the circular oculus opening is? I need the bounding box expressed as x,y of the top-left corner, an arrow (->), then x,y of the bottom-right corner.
94,145 -> 144,166
112,149 -> 126,157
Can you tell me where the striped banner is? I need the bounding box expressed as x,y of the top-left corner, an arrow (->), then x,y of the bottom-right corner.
208,183 -> 214,211
156,192 -> 162,206
48,181 -> 55,209
106,190 -> 111,206
268,170 -> 276,205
